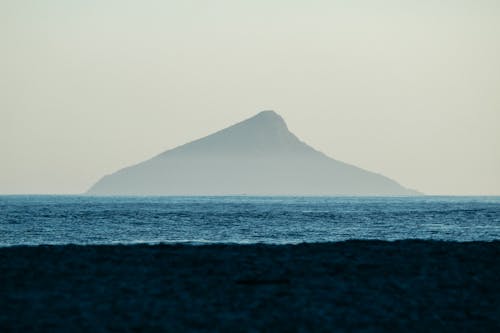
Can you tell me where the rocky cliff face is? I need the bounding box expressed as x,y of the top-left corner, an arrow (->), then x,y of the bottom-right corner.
87,111 -> 419,195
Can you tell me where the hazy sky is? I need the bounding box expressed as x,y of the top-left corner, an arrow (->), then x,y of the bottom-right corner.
1,0 -> 499,195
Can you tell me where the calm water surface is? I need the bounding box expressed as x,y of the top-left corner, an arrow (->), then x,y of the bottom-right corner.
1,196 -> 499,246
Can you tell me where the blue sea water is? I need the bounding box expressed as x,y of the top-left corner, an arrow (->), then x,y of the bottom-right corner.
1,196 -> 499,246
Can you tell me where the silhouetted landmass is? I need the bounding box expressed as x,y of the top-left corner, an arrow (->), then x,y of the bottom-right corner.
1,241 -> 499,331
87,111 -> 419,195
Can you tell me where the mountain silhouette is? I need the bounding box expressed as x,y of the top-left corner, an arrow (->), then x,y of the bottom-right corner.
87,111 -> 419,195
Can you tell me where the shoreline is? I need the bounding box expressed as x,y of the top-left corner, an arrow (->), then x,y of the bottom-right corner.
1,240 -> 499,331
2,237 -> 500,248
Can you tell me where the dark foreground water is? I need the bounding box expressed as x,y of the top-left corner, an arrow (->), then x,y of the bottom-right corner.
1,196 -> 499,246
2,241 -> 499,331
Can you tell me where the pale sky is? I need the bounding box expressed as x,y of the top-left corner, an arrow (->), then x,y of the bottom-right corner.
1,0 -> 499,195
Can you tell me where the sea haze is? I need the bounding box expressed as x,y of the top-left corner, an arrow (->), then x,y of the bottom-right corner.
1,196 -> 499,247
88,111 -> 418,196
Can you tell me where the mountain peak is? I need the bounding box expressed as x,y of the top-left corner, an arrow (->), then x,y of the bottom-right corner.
164,110 -> 301,157
253,110 -> 282,120
243,110 -> 288,130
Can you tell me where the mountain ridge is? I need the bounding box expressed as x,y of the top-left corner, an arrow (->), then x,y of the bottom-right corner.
159,110 -> 314,157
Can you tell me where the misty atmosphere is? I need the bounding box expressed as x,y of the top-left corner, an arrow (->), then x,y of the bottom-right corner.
1,1 -> 499,195
89,111 -> 419,195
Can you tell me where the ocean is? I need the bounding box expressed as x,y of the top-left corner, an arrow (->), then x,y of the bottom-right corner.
1,196 -> 499,247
